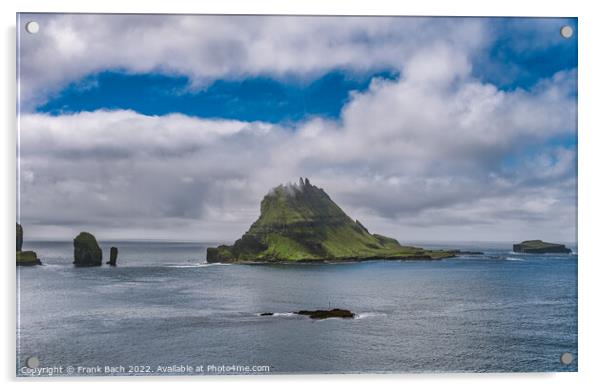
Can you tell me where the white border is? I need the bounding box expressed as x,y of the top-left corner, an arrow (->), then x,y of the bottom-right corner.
2,1 -> 601,389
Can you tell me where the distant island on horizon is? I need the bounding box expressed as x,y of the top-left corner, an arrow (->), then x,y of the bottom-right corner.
513,240 -> 572,254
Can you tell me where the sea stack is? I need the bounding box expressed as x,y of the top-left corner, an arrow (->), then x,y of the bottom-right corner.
107,247 -> 118,266
73,232 -> 103,266
17,223 -> 23,251
513,240 -> 572,254
16,223 -> 41,266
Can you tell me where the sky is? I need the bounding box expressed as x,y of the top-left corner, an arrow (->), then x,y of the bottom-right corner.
17,14 -> 578,243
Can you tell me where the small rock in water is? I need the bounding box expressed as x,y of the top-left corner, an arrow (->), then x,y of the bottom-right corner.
260,312 -> 274,316
294,308 -> 355,319
107,246 -> 118,266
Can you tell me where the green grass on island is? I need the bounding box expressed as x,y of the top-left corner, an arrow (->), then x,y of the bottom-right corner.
207,178 -> 455,263
17,251 -> 41,266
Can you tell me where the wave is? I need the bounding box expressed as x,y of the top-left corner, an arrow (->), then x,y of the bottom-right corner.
164,263 -> 231,268
37,263 -> 62,268
272,312 -> 297,317
505,257 -> 527,262
256,312 -> 297,317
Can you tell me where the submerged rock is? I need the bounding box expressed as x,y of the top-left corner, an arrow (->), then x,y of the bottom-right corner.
73,232 -> 103,266
17,223 -> 23,252
449,249 -> 484,255
107,246 -> 118,266
513,240 -> 571,254
295,308 -> 355,319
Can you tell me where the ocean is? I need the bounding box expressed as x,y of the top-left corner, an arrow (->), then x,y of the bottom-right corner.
16,241 -> 577,375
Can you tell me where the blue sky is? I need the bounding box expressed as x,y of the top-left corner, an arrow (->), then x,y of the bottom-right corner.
475,18 -> 577,90
18,15 -> 578,242
39,70 -> 398,123
35,17 -> 577,124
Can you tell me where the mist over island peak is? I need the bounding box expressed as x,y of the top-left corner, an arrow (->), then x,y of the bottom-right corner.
206,178 -> 455,263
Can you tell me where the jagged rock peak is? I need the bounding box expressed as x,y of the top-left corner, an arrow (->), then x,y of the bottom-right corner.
275,178 -> 314,194
296,177 -> 311,189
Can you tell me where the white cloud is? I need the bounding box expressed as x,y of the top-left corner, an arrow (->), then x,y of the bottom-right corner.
18,14 -> 488,108
20,110 -> 275,158
18,41 -> 577,243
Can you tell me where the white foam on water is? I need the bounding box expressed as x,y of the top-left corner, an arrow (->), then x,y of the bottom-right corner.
37,263 -> 61,268
256,312 -> 296,317
273,312 -> 296,317
505,257 -> 527,262
356,312 -> 387,319
165,263 -> 231,268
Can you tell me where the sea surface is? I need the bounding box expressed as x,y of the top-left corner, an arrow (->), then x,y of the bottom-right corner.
17,241 -> 577,375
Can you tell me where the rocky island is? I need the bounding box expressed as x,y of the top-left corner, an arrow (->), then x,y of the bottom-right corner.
16,223 -> 41,266
513,240 -> 572,254
207,178 -> 455,263
73,232 -> 103,266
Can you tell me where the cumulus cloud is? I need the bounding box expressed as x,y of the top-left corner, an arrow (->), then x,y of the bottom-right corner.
18,45 -> 577,242
18,14 -> 488,108
16,15 -> 577,242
